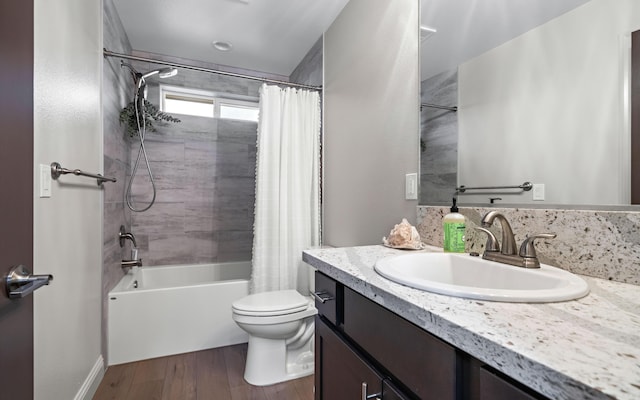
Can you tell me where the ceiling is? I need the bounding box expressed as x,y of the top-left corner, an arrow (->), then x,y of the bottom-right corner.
112,0 -> 591,80
420,0 -> 591,79
112,0 -> 350,77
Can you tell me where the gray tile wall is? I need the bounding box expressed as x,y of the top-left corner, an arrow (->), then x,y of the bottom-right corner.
102,0 -> 133,361
420,69 -> 458,204
122,58 -> 262,266
128,115 -> 258,265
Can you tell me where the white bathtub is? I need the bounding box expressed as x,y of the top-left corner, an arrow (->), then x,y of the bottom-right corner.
108,262 -> 250,365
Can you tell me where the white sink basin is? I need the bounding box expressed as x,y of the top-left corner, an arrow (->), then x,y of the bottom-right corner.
374,253 -> 589,302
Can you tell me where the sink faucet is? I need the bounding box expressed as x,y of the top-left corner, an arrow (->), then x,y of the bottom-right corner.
477,211 -> 556,268
480,211 -> 517,255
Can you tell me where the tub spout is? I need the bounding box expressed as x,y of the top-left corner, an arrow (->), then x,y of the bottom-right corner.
122,259 -> 142,269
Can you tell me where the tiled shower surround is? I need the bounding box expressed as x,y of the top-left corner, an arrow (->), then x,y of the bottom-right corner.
103,1 -> 323,269
417,206 -> 640,286
122,66 -> 262,266
128,115 -> 259,265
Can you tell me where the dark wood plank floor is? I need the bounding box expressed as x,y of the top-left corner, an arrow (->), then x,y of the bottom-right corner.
93,343 -> 314,400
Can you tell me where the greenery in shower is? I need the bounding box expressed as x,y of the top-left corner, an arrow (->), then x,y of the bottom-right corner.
119,99 -> 181,138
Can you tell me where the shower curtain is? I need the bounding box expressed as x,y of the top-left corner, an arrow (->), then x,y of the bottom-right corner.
250,84 -> 321,294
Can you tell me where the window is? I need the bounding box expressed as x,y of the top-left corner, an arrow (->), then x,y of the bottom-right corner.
160,85 -> 258,122
218,99 -> 259,122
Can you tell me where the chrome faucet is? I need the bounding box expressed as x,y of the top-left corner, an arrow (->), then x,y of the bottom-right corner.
480,211 -> 517,255
121,259 -> 143,268
119,225 -> 142,269
118,225 -> 137,248
476,211 -> 556,268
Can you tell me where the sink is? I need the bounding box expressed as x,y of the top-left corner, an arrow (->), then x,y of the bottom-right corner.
374,253 -> 589,302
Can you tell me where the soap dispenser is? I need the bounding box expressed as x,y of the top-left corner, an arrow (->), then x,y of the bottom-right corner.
443,198 -> 465,253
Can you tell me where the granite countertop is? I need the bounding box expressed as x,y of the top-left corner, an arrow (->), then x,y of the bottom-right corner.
303,245 -> 640,400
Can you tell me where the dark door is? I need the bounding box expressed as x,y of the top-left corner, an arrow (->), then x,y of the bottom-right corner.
0,1 -> 35,399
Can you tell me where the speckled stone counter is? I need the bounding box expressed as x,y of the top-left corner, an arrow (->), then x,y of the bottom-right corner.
303,245 -> 640,400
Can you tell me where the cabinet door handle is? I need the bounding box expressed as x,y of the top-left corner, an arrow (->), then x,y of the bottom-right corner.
311,290 -> 334,303
361,382 -> 381,400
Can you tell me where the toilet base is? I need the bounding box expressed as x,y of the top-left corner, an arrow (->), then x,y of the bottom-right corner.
243,335 -> 314,386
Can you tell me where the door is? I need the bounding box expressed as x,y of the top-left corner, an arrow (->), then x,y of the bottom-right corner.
0,1 -> 35,399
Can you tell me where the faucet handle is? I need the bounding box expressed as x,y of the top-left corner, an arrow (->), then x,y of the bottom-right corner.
475,227 -> 500,252
519,233 -> 557,259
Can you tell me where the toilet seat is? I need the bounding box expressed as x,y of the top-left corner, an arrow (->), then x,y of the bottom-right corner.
232,289 -> 310,317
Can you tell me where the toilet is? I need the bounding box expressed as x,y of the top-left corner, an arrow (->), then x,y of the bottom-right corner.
232,289 -> 317,386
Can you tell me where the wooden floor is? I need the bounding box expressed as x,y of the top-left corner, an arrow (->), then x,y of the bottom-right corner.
93,343 -> 314,400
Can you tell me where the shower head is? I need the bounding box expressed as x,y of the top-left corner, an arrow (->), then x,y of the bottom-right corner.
141,67 -> 178,80
120,61 -> 178,83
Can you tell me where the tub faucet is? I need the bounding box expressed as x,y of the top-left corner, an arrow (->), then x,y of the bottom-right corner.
119,225 -> 137,248
476,211 -> 556,268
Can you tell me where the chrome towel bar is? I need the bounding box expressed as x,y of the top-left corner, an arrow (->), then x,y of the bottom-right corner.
50,162 -> 117,186
457,182 -> 532,193
421,103 -> 458,112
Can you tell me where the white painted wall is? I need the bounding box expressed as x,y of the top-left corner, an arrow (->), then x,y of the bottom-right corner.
323,0 -> 420,246
458,0 -> 640,205
33,0 -> 104,398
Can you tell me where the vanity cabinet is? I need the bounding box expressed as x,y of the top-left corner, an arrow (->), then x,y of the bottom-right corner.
314,271 -> 549,400
315,316 -> 412,400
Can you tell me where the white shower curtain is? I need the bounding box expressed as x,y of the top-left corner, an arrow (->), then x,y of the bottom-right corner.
250,84 -> 321,294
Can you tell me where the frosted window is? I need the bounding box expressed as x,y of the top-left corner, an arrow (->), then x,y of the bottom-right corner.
163,95 -> 214,118
219,104 -> 259,122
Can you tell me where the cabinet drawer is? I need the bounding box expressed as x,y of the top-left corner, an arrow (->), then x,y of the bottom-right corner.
313,271 -> 340,325
343,287 -> 456,400
480,367 -> 546,400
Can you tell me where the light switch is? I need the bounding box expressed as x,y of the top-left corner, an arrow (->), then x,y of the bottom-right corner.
532,183 -> 545,201
405,173 -> 418,200
40,164 -> 51,198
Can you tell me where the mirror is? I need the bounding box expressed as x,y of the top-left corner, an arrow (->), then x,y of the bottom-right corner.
419,0 -> 640,208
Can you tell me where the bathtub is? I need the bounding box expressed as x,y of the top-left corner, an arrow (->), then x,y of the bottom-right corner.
108,262 -> 250,365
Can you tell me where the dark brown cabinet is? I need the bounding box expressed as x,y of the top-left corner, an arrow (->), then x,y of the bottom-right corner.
479,367 -> 541,400
343,287 -> 456,399
314,271 -> 550,400
315,315 -> 383,400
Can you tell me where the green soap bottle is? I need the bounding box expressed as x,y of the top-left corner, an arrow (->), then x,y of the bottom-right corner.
443,198 -> 465,253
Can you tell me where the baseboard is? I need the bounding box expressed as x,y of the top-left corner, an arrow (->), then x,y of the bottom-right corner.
74,355 -> 105,400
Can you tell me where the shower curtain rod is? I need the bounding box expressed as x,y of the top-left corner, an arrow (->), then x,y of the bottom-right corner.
103,48 -> 322,91
421,103 -> 458,112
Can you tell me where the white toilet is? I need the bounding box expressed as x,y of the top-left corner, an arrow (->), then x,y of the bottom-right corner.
232,289 -> 317,386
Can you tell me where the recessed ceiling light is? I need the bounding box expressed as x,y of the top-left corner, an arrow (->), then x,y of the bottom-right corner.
212,41 -> 233,51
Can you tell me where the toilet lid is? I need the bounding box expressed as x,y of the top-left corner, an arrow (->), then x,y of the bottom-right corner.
232,290 -> 310,316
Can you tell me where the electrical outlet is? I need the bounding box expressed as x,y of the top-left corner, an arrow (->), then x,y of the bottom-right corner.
532,183 -> 545,201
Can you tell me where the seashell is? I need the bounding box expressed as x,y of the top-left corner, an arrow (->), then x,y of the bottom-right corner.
382,218 -> 422,249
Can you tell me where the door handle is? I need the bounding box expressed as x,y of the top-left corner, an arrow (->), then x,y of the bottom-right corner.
5,265 -> 53,299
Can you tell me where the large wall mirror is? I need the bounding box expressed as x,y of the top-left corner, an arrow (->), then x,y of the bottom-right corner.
419,0 -> 640,208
